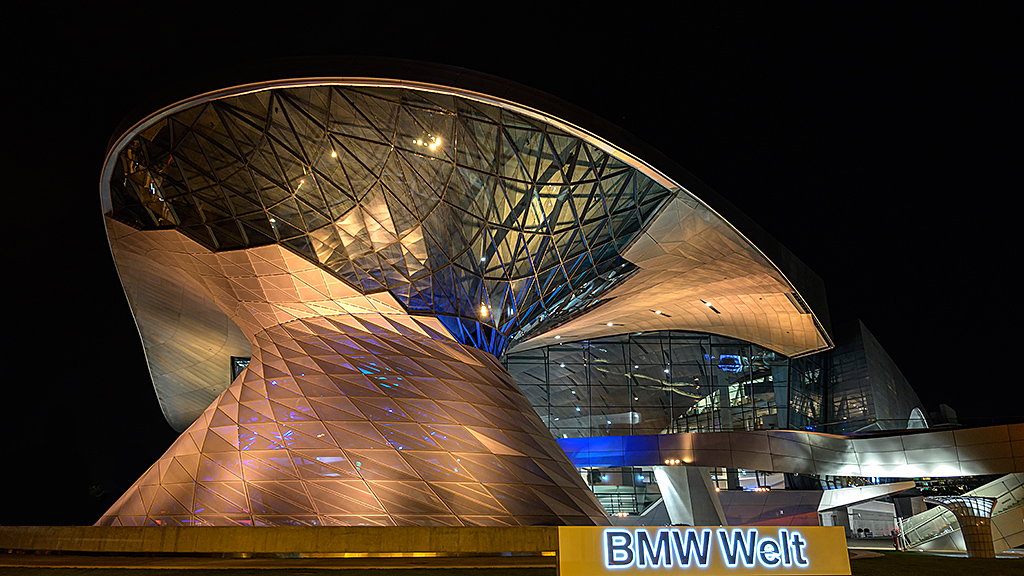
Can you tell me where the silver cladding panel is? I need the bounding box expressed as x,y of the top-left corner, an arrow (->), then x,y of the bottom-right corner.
565,423 -> 1024,477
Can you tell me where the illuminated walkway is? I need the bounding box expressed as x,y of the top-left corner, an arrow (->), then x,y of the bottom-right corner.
558,423 -> 1024,477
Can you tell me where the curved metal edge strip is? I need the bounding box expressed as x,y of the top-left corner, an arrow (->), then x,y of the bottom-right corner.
98,76 -> 832,353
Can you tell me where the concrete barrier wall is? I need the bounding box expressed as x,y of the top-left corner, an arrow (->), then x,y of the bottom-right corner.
0,526 -> 558,555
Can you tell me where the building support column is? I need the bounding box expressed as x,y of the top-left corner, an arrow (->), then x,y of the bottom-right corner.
924,496 -> 998,558
653,466 -> 726,526
726,468 -> 741,490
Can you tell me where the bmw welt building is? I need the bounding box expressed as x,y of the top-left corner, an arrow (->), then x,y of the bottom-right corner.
96,60 -> 1023,552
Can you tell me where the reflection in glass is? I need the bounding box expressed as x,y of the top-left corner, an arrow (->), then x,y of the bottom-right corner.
108,85 -> 675,357
506,331 -> 827,437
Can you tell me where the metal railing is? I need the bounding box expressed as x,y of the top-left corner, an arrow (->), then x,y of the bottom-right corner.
897,473 -> 1023,550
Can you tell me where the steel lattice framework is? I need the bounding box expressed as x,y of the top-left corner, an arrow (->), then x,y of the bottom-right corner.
99,73 -> 834,527
98,220 -> 609,527
109,85 -> 674,357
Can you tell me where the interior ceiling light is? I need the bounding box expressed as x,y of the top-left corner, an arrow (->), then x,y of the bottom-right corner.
414,135 -> 442,150
107,84 -> 679,360
700,299 -> 721,314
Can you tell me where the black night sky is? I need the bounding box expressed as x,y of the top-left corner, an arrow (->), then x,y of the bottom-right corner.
4,6 -> 1019,525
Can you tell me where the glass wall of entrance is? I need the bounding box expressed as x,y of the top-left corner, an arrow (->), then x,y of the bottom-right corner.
506,331 -> 826,438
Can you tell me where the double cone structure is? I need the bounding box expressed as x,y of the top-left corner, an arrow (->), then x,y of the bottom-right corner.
99,67 -> 831,526
99,220 -> 607,525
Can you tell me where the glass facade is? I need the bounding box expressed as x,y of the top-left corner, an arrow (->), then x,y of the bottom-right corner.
505,330 -> 828,438
230,356 -> 250,382
827,321 -> 925,434
95,72 -> 938,528
582,466 -> 660,516
108,84 -> 674,357
99,235 -> 611,527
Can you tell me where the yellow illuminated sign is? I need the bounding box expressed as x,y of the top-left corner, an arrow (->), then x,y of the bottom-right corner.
557,526 -> 850,575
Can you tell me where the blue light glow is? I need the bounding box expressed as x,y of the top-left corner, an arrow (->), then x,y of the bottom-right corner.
602,528 -> 713,569
717,354 -> 743,373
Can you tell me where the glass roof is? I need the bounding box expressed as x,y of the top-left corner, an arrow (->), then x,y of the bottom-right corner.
107,85 -> 675,357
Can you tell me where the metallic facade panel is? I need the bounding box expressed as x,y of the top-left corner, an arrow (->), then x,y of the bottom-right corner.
688,449 -> 734,469
991,505 -> 1024,554
817,481 -> 915,511
901,430 -> 954,450
852,435 -> 903,453
809,446 -> 858,466
954,426 -> 1011,445
958,459 -> 1017,477
956,442 -> 1014,461
104,79 -> 833,358
112,230 -> 252,431
655,434 -> 692,452
105,84 -> 681,359
691,432 -> 733,452
727,432 -> 771,454
1011,440 -> 1024,458
558,427 -> 1024,477
903,447 -> 961,465
856,450 -> 909,467
99,70 -> 1019,529
804,434 -> 849,452
104,78 -> 835,434
730,450 -> 773,471
769,454 -> 817,475
97,221 -> 607,527
767,436 -> 813,459
517,194 -> 831,357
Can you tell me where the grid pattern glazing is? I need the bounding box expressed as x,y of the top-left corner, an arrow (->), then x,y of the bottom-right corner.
98,221 -> 607,527
107,85 -> 674,357
924,496 -> 998,558
506,332 -> 827,438
827,322 -> 925,434
99,313 -> 607,527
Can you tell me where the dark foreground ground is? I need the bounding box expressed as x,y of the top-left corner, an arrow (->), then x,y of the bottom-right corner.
0,551 -> 1021,576
846,550 -> 1022,576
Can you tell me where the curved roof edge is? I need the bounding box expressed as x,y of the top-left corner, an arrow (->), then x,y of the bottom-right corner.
105,55 -> 831,347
